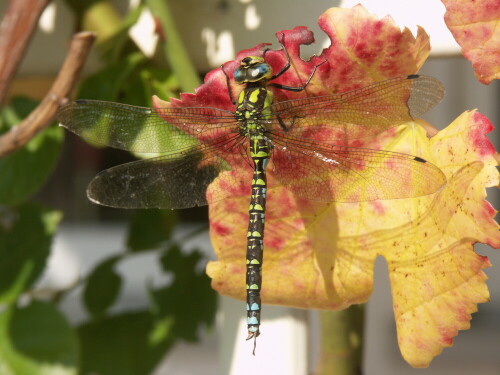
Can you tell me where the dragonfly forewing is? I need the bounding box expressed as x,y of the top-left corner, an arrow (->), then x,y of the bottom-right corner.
58,99 -> 238,154
267,75 -> 444,143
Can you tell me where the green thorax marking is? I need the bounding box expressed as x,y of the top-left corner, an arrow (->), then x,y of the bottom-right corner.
235,85 -> 274,136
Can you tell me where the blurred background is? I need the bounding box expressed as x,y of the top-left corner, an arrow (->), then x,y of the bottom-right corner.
1,0 -> 499,374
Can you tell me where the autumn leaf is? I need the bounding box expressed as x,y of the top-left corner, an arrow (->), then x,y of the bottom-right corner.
151,4 -> 499,368
442,0 -> 500,84
374,111 -> 499,367
152,5 -> 500,368
206,113 -> 498,367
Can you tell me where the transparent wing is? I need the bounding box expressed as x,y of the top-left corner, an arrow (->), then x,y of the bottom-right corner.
57,99 -> 238,153
271,136 -> 446,202
267,75 -> 444,142
86,139 -> 253,209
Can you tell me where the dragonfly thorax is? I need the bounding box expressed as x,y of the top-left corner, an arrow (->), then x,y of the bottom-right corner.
235,85 -> 274,137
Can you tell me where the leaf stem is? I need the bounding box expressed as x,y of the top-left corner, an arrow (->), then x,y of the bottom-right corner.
314,305 -> 365,375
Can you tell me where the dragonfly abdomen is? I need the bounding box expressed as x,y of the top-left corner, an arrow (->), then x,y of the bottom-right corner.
246,135 -> 271,341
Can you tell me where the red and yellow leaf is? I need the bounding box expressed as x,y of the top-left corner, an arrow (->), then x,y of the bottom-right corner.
207,111 -> 499,367
155,4 -> 498,369
442,0 -> 500,84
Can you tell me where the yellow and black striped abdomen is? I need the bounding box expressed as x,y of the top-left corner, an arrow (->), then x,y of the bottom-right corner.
245,134 -> 271,339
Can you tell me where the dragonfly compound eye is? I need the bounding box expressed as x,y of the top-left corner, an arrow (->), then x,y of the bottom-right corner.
247,63 -> 272,82
234,68 -> 247,84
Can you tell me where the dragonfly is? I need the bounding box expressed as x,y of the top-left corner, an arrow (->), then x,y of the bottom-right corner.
57,36 -> 446,352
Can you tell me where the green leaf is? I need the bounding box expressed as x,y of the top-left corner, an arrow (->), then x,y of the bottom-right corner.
150,245 -> 216,341
83,255 -> 123,318
119,68 -> 153,107
78,311 -> 174,375
0,301 -> 78,375
140,67 -> 178,101
0,98 -> 63,205
126,210 -> 178,252
0,204 -> 62,304
77,52 -> 147,102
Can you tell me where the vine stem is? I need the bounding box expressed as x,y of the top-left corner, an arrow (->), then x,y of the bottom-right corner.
314,305 -> 365,375
0,0 -> 49,106
0,32 -> 96,158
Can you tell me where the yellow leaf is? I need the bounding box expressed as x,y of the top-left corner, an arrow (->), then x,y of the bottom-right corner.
207,111 -> 499,367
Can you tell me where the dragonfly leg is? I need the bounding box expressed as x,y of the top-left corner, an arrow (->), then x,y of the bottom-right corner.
269,32 -> 292,80
269,58 -> 326,92
221,63 -> 237,105
262,46 -> 272,60
277,114 -> 303,131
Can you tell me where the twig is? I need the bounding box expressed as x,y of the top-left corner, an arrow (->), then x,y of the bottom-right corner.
0,32 -> 96,158
0,0 -> 50,106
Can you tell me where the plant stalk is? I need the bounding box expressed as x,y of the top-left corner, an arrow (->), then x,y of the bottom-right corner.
314,304 -> 365,375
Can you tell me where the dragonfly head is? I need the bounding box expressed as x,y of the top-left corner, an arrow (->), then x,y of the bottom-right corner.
234,56 -> 273,84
